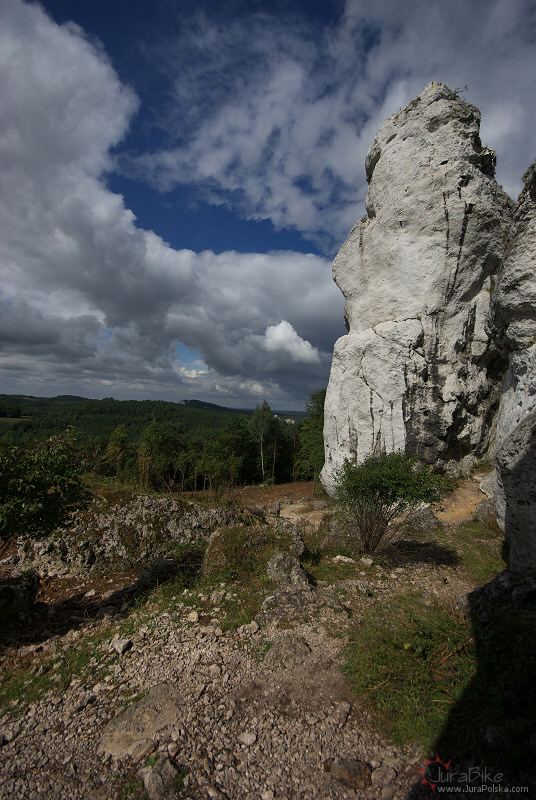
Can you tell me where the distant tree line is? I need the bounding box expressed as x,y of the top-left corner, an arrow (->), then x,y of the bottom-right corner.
0,392 -> 326,495
0,401 -> 22,418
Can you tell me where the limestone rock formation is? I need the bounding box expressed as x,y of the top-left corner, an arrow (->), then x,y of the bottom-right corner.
487,162 -> 536,571
322,82 -> 513,494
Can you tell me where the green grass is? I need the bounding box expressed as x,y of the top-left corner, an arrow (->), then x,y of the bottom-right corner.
120,777 -> 148,799
451,520 -> 506,585
202,523 -> 291,582
303,556 -> 361,583
217,576 -> 273,631
0,628 -> 111,714
344,592 -> 475,749
0,667 -> 54,708
437,599 -> 536,773
342,516 -> 534,779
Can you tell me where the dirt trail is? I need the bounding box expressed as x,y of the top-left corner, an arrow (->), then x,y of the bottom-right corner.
435,476 -> 487,524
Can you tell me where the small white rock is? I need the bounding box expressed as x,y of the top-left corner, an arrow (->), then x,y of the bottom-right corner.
238,731 -> 257,746
110,636 -> 132,655
333,555 -> 355,564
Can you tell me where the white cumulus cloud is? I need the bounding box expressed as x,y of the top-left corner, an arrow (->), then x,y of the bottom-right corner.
263,321 -> 321,365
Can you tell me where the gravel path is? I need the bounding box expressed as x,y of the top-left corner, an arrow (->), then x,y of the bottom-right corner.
0,595 -> 424,800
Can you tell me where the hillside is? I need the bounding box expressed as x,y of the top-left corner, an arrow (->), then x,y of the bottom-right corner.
1,476 -> 533,799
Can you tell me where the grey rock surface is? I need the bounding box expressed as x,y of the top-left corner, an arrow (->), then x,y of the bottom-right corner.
17,494 -> 239,576
487,162 -> 536,570
326,757 -> 372,789
99,683 -> 183,760
474,498 -> 497,526
262,634 -> 312,669
139,756 -> 178,800
322,82 -> 512,494
402,506 -> 443,532
495,409 -> 536,572
266,552 -> 310,587
255,584 -> 351,629
479,469 -> 497,500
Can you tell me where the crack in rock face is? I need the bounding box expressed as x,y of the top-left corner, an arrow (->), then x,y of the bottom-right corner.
322,82 -> 513,494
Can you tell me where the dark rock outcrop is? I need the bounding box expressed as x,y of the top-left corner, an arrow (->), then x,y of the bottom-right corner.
0,571 -> 40,618
487,162 -> 536,571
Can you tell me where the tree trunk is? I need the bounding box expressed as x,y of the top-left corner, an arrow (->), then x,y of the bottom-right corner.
260,440 -> 265,482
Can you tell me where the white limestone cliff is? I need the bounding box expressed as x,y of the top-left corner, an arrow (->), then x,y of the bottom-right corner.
322,83 -> 513,495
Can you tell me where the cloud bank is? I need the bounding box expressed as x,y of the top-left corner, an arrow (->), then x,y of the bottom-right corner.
1,0 -> 535,407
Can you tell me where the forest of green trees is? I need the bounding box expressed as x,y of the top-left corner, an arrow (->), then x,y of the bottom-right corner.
0,392 -> 326,495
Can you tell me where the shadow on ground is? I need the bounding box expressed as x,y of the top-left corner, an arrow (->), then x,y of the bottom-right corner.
406,570 -> 536,798
0,552 -> 204,649
383,538 -> 459,568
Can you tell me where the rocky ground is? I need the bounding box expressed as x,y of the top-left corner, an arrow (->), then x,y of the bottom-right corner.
0,477 -> 508,800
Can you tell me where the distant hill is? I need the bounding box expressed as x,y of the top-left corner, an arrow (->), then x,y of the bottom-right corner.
0,393 -> 303,446
179,398 -> 250,414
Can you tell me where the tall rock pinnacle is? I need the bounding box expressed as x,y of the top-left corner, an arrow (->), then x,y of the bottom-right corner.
322,82 -> 513,494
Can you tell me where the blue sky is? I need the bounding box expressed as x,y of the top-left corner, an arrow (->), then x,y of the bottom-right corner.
0,0 -> 535,409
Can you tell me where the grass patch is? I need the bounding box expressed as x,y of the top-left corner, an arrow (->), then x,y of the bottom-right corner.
344,591 -> 475,749
218,576 -> 273,631
202,523 -> 291,582
120,777 -> 148,799
303,556 -> 361,583
437,598 -> 536,773
0,628 -> 111,714
452,520 -> 506,584
0,667 -> 54,709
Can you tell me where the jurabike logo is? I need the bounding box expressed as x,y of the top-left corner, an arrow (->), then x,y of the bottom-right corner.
416,755 -> 451,793
415,757 -> 528,794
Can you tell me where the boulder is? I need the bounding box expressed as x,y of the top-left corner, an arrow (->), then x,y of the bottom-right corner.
402,506 -> 443,532
322,82 -> 512,494
474,498 -> 497,526
262,634 -> 312,669
324,757 -> 372,789
255,584 -> 350,628
479,469 -> 497,500
17,495 -> 238,576
266,553 -> 310,587
99,684 -> 183,761
139,756 -> 179,800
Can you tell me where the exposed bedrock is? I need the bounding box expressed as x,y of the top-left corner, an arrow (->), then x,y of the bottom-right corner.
487,162 -> 536,571
322,82 -> 513,494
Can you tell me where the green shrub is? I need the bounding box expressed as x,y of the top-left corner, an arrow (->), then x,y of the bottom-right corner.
0,430 -> 89,557
333,451 -> 440,554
